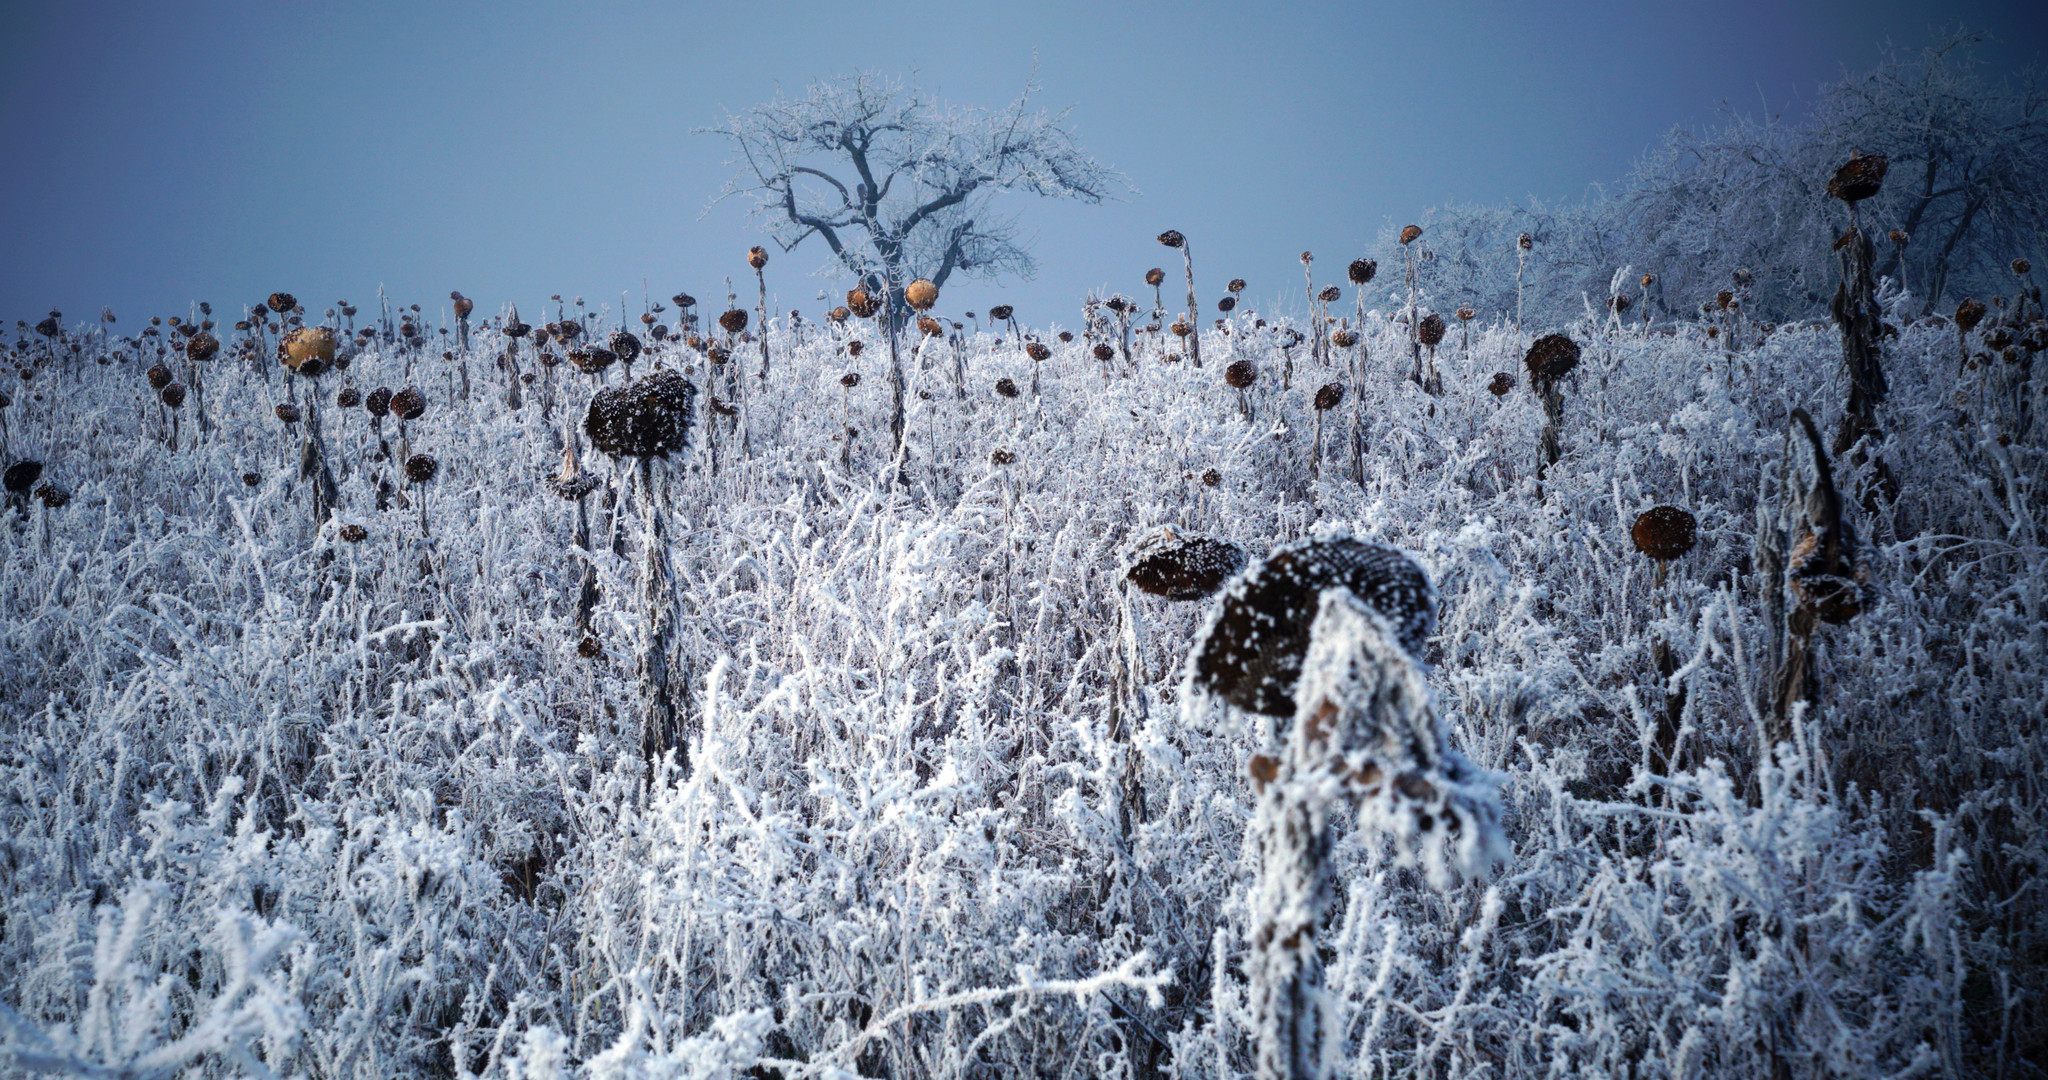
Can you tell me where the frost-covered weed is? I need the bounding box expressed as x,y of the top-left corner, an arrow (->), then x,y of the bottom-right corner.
0,289 -> 2041,1078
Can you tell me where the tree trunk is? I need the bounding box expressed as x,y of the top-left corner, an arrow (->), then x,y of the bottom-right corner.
1923,192 -> 1986,315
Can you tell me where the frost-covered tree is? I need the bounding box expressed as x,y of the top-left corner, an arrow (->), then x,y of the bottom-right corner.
1408,31 -> 2048,324
702,71 -> 1129,311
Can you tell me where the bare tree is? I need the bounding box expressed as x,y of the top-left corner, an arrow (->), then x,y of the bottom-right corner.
1406,31 -> 2046,325
704,72 -> 1126,456
703,71 -> 1129,313
1824,33 -> 2048,310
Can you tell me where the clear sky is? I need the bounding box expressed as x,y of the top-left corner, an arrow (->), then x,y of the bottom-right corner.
2,0 -> 2041,335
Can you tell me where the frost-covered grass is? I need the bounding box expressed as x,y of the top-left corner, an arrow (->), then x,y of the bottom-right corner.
0,299 -> 2041,1078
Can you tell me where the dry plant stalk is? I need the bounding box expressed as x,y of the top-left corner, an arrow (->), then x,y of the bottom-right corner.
1162,231 -> 1202,368
1238,591 -> 1505,1080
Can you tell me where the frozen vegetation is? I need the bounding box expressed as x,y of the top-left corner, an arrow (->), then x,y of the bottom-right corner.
0,36 -> 2044,1080
1,246 -> 2042,1079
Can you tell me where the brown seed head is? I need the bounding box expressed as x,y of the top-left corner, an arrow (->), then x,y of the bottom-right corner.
390,386 -> 427,420
1524,333 -> 1580,381
718,309 -> 748,334
1826,150 -> 1888,203
1218,296 -> 1237,313
1399,225 -> 1423,246
1145,268 -> 1165,287
1418,313 -> 1446,347
748,245 -> 769,270
1318,285 -> 1341,303
1331,328 -> 1359,348
918,316 -> 943,338
1631,506 -> 1698,562
159,383 -> 186,408
404,454 -> 438,484
1190,536 -> 1435,715
1171,320 -> 1193,338
1517,232 -> 1533,251
282,326 -> 338,372
988,304 -> 1014,321
1201,468 -> 1222,487
275,403 -> 302,424
584,368 -> 697,458
1348,258 -> 1377,285
990,449 -> 1017,465
2016,259 -> 2033,276
339,523 -> 367,543
1488,372 -> 1514,396
147,364 -> 173,390
1093,343 -> 1115,361
1026,341 -> 1052,361
1224,359 -> 1257,389
1158,229 -> 1185,248
365,387 -> 392,417
1314,382 -> 1344,410
242,472 -> 261,487
1955,298 -> 1987,332
267,292 -> 296,314
840,371 -> 860,387
1228,278 -> 1247,293
453,295 -> 474,320
186,332 -> 220,361
846,288 -> 881,319
1125,528 -> 1246,601
995,377 -> 1020,398
336,386 -> 361,408
1889,229 -> 1909,246
905,278 -> 939,311
3,461 -> 41,494
1456,305 -> 1476,321
34,481 -> 69,509
608,331 -> 642,362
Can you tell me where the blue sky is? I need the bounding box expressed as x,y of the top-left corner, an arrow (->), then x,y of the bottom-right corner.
2,0 -> 2041,334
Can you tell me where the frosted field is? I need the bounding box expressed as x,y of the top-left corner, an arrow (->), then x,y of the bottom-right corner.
0,290 -> 2042,1078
